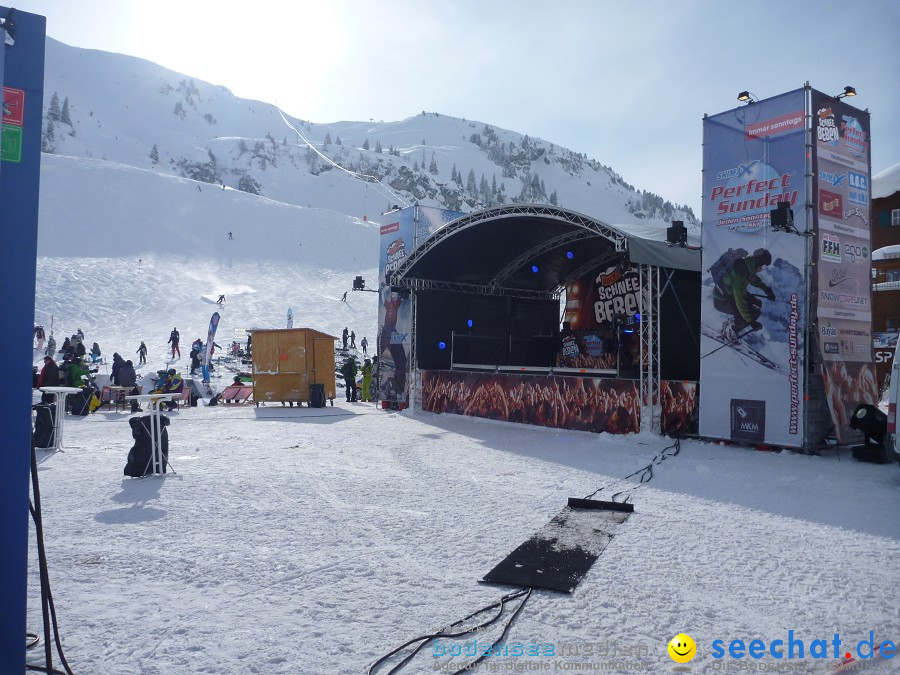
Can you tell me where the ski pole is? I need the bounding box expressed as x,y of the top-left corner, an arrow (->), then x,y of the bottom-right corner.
700,324 -> 758,359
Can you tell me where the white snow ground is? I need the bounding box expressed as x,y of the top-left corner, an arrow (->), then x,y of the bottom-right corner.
26,153 -> 900,675
26,406 -> 900,674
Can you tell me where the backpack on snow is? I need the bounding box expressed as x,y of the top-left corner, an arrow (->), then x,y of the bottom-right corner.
708,247 -> 748,288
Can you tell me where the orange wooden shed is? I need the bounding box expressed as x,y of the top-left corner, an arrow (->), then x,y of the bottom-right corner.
250,328 -> 337,405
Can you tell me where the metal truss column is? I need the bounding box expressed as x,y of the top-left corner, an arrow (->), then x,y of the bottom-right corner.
409,289 -> 422,412
639,264 -> 661,434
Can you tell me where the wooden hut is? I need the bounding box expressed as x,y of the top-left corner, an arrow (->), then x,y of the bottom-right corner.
250,328 -> 337,405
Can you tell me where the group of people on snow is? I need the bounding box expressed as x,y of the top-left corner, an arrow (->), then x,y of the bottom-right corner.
340,354 -> 373,403
340,327 -> 368,355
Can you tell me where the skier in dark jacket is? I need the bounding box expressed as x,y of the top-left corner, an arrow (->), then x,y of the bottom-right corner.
90,342 -> 101,363
190,347 -> 201,375
118,359 -> 141,413
136,341 -> 148,365
341,357 -> 358,402
169,327 -> 181,359
713,248 -> 776,338
45,335 -> 57,357
111,352 -> 125,385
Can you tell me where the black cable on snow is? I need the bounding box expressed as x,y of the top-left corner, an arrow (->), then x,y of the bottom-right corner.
368,587 -> 532,675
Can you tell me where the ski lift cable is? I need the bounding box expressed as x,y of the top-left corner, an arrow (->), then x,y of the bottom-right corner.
276,107 -> 409,208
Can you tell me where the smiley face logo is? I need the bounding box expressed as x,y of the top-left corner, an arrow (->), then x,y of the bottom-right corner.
667,633 -> 696,663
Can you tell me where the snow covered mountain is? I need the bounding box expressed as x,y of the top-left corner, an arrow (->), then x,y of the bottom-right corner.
32,36 -> 698,363
40,37 -> 697,227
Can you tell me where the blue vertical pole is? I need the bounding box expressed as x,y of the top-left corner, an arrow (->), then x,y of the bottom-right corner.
0,8 -> 46,673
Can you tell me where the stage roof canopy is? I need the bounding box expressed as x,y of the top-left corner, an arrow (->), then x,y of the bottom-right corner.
390,204 -> 701,296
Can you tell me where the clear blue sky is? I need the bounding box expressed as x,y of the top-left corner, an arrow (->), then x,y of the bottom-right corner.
7,0 -> 900,214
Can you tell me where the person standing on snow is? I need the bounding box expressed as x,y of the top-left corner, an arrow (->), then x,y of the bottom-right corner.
341,356 -> 358,402
342,327 -> 349,351
118,359 -> 141,414
37,356 -> 60,403
350,331 -> 356,349
34,325 -> 45,351
713,248 -> 776,339
360,336 -> 368,356
168,327 -> 181,359
111,353 -> 125,385
137,341 -> 148,365
361,358 -> 373,402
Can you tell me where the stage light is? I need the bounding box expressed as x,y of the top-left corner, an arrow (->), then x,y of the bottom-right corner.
666,220 -> 687,245
836,86 -> 856,99
623,329 -> 634,334
849,403 -> 886,445
438,341 -> 447,350
566,251 -> 574,259
770,201 -> 794,232
531,265 -> 539,273
737,91 -> 757,104
634,313 -> 640,322
467,319 -> 473,328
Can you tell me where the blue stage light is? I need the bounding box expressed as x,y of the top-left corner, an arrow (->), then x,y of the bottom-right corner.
467,319 -> 473,328
623,329 -> 634,334
531,265 -> 539,273
634,313 -> 641,322
566,251 -> 574,259
438,341 -> 446,350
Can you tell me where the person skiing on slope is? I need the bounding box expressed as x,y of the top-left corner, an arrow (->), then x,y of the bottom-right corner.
137,341 -> 148,365
712,248 -> 776,340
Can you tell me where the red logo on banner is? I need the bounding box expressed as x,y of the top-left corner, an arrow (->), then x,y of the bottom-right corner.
3,87 -> 25,126
819,189 -> 843,216
380,221 -> 399,235
745,111 -> 804,139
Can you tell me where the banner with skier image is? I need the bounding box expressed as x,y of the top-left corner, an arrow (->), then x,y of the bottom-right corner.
810,89 -> 876,442
699,88 -> 807,447
377,208 -> 415,403
376,206 -> 464,403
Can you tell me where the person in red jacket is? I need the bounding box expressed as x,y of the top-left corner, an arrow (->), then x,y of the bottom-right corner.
37,356 -> 60,403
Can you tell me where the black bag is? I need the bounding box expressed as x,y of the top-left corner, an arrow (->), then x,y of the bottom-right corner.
70,388 -> 93,416
33,404 -> 56,449
124,415 -> 170,477
309,383 -> 326,408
